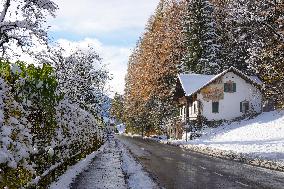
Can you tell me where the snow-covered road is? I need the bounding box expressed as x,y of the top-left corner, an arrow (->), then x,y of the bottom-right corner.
50,138 -> 158,189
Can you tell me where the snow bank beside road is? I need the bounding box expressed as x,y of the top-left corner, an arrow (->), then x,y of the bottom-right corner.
168,111 -> 284,164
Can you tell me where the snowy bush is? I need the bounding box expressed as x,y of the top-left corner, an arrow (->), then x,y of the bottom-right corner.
0,78 -> 34,188
0,61 -> 106,187
38,47 -> 111,119
53,98 -> 103,159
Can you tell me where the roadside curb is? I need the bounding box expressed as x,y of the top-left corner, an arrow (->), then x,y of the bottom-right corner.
160,140 -> 284,172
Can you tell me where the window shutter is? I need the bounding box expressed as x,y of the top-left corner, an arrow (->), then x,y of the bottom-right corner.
224,83 -> 228,92
233,83 -> 236,92
240,102 -> 243,112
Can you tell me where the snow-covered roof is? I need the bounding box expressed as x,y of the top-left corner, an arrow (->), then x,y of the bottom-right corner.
178,67 -> 263,97
248,76 -> 262,85
178,74 -> 215,96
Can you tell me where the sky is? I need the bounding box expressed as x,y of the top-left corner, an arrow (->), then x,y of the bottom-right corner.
47,0 -> 160,97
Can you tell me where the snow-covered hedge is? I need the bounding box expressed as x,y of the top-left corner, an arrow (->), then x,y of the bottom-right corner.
0,78 -> 33,168
53,99 -> 103,159
0,78 -> 35,188
0,61 -> 104,188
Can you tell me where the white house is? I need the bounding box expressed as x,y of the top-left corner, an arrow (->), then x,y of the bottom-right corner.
176,67 -> 263,123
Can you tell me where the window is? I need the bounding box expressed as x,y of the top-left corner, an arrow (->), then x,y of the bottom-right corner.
224,81 -> 236,93
240,101 -> 249,113
194,104 -> 196,114
212,101 -> 219,113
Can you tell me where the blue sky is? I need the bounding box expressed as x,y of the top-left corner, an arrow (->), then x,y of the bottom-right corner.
47,0 -> 159,97
49,29 -> 141,46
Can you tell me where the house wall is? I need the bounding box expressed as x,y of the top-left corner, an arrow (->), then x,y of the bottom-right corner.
197,72 -> 262,121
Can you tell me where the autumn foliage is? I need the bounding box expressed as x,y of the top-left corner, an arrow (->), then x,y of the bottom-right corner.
123,0 -> 187,135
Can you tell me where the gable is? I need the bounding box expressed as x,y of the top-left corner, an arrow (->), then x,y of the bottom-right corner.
177,67 -> 262,98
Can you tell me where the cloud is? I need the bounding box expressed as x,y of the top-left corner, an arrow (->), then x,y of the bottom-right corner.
7,37 -> 131,97
44,1 -> 161,97
50,0 -> 159,34
3,0 -> 159,98
56,38 -> 132,97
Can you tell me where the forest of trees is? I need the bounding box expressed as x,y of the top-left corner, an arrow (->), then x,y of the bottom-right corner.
113,0 -> 284,135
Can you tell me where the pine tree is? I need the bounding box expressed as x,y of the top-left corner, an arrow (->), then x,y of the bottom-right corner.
244,0 -> 284,108
214,0 -> 284,107
182,0 -> 221,74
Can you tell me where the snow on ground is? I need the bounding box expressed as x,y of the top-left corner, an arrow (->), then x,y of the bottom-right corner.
70,139 -> 127,189
49,143 -> 107,189
119,141 -> 158,189
49,138 -> 157,189
168,110 -> 284,163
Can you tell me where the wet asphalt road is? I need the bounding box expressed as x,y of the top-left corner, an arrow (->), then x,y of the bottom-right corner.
118,135 -> 284,189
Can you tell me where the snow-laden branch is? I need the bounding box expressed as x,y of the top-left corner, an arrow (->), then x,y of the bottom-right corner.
0,0 -> 58,57
0,0 -> 10,23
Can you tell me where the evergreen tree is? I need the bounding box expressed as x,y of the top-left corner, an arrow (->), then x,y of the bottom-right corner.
244,0 -> 284,108
182,0 -> 221,74
213,0 -> 284,107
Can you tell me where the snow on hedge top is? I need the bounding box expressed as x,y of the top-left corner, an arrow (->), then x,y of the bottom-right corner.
178,74 -> 215,96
